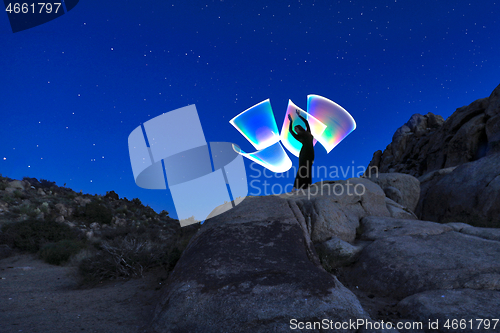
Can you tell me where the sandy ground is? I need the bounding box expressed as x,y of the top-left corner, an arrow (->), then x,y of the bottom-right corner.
0,252 -> 167,333
0,253 -> 402,333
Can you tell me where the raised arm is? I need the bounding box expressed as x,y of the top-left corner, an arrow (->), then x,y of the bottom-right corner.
288,114 -> 300,141
296,110 -> 311,133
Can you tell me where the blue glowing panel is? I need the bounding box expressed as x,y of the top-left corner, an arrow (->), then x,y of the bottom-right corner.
229,99 -> 280,150
232,141 -> 292,173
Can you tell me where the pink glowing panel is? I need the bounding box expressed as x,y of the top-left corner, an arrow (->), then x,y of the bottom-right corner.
229,99 -> 280,151
280,100 -> 327,157
232,141 -> 292,173
306,95 -> 356,153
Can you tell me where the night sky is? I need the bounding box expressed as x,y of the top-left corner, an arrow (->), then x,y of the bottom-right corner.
1,0 -> 499,219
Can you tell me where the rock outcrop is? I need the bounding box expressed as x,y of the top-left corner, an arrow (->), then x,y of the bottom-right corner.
365,173 -> 420,212
368,84 -> 500,177
419,152 -> 500,227
398,289 -> 500,333
151,180 -> 409,332
151,178 -> 500,332
344,228 -> 500,299
150,195 -> 372,333
368,84 -> 500,227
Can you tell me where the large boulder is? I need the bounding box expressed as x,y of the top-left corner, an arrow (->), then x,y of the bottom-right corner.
419,152 -> 500,227
358,216 -> 452,241
343,231 -> 500,300
414,167 -> 456,217
280,178 -> 391,244
150,196 -> 371,333
7,180 -> 25,190
486,81 -> 500,155
398,289 -> 500,333
365,173 -> 420,212
314,236 -> 365,270
446,222 -> 500,241
384,198 -> 418,220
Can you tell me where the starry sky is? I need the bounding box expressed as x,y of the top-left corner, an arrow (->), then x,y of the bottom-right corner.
1,0 -> 499,219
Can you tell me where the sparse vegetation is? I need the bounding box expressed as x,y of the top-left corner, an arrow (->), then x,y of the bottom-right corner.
1,219 -> 85,253
315,246 -> 336,274
0,175 -> 201,286
2,194 -> 14,203
39,202 -> 49,213
39,239 -> 85,265
19,203 -> 38,218
75,201 -> 113,225
39,179 -> 56,189
76,223 -> 198,284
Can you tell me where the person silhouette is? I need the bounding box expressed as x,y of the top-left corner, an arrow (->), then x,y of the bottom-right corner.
288,109 -> 315,190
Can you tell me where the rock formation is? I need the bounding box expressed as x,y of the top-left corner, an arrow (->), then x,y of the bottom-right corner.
368,84 -> 500,176
368,84 -> 500,227
150,176 -> 500,332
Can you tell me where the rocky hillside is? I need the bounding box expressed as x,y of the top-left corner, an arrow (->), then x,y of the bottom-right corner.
368,84 -> 500,227
0,175 -> 199,280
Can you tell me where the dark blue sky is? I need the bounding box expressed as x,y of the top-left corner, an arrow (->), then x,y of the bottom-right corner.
1,0 -> 499,218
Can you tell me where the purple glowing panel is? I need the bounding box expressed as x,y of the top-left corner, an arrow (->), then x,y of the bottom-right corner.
307,95 -> 356,153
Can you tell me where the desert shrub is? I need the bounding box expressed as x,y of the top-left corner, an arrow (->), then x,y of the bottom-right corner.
99,225 -> 135,240
39,239 -> 85,265
0,231 -> 14,248
19,204 -> 38,218
39,202 -> 49,213
0,182 -> 7,190
2,194 -> 14,203
315,245 -> 336,274
84,201 -> 113,224
13,190 -> 23,198
10,205 -> 21,214
115,206 -> 128,215
143,205 -> 157,218
105,190 -> 119,200
78,237 -> 176,282
77,222 -> 199,284
1,219 -> 84,253
39,179 -> 56,189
